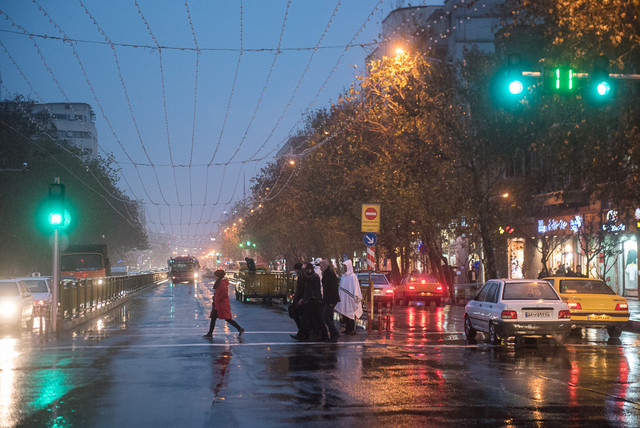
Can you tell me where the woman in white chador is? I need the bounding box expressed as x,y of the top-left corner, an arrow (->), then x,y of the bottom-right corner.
335,259 -> 362,335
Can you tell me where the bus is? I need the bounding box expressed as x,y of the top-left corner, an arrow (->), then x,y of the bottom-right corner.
168,256 -> 200,283
61,244 -> 110,279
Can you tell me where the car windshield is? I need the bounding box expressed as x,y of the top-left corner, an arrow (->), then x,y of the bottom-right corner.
0,282 -> 20,296
408,274 -> 437,283
559,279 -> 616,295
20,279 -> 49,293
502,281 -> 560,300
357,275 -> 389,285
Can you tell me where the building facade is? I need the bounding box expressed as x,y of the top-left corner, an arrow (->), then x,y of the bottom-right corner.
32,103 -> 98,159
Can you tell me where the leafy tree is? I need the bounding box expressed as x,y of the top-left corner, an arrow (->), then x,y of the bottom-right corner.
0,97 -> 147,276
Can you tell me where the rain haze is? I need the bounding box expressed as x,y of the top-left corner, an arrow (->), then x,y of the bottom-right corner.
0,0 -> 443,244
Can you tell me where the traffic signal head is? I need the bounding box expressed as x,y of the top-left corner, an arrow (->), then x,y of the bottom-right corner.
589,55 -> 614,102
47,182 -> 70,228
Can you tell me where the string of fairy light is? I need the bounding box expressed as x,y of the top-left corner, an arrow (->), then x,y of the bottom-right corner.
0,0 -> 496,244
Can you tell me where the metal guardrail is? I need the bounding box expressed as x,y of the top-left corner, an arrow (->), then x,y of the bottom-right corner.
58,272 -> 165,320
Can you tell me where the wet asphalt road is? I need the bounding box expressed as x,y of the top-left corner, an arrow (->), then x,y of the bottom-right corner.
2,279 -> 639,427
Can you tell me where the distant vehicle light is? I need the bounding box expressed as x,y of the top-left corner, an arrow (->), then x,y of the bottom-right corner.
567,302 -> 581,310
436,285 -> 443,292
194,273 -> 199,278
98,279 -> 104,285
384,289 -> 394,295
408,286 -> 416,290
421,280 -> 427,284
558,310 -> 571,319
34,300 -> 47,307
615,303 -> 628,311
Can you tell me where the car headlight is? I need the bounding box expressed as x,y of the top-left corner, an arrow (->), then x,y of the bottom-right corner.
194,273 -> 199,278
0,301 -> 17,316
98,279 -> 104,285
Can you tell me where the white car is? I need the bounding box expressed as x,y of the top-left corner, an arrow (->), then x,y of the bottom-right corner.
15,275 -> 52,316
0,279 -> 34,330
464,279 -> 571,345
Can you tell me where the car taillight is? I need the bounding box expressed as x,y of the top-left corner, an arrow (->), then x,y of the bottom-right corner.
384,289 -> 394,295
615,303 -> 628,311
408,286 -> 416,290
436,285 -> 443,292
34,300 -> 47,307
501,310 -> 517,319
567,302 -> 582,310
421,280 -> 426,284
558,310 -> 571,319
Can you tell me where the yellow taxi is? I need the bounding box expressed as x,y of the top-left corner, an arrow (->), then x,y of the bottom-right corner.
544,277 -> 629,338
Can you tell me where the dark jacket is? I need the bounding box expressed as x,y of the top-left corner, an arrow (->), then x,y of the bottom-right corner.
293,270 -> 305,303
302,271 -> 322,302
321,267 -> 340,305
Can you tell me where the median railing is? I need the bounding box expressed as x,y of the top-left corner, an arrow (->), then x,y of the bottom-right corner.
57,272 -> 166,321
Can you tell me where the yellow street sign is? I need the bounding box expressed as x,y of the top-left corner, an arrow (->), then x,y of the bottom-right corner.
361,203 -> 380,233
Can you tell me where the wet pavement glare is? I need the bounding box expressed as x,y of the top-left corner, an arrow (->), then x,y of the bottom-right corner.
1,279 -> 638,427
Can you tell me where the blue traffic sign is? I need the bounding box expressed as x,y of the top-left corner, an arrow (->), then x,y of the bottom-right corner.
363,232 -> 377,246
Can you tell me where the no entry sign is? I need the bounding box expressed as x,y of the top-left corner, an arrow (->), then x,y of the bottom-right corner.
361,203 -> 380,232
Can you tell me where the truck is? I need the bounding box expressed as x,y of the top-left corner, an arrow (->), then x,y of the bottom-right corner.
61,244 -> 110,279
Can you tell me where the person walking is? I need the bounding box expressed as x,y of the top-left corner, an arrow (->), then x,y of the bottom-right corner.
291,262 -> 327,341
319,259 -> 340,342
335,259 -> 362,335
289,262 -> 306,332
204,269 -> 245,338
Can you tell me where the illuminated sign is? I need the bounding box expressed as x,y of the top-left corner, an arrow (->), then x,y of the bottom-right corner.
603,210 -> 625,232
538,216 -> 583,235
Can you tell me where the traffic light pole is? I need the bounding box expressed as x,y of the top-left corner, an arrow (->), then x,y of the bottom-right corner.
52,225 -> 60,337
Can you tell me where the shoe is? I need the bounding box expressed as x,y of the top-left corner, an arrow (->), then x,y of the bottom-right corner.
238,328 -> 245,337
290,334 -> 302,341
203,334 -> 212,338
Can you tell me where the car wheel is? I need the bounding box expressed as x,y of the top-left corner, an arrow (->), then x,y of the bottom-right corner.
464,315 -> 476,339
607,326 -> 622,338
489,322 -> 501,345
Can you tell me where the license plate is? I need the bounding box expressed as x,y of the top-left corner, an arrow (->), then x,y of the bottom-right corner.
524,311 -> 551,319
587,314 -> 610,321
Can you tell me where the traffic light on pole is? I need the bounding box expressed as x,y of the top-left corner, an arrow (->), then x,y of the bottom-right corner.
506,54 -> 524,96
589,55 -> 613,102
48,182 -> 65,226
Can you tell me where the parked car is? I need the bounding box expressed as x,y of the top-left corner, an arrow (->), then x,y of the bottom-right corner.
356,272 -> 394,311
464,279 -> 571,345
0,279 -> 34,330
544,276 -> 629,338
14,275 -> 52,317
395,272 -> 446,306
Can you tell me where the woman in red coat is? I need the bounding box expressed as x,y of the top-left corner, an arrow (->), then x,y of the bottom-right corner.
204,269 -> 245,337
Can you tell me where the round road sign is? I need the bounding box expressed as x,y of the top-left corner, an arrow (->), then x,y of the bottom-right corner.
364,207 -> 378,220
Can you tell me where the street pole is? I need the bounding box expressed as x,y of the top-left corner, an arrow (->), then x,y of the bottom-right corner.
52,226 -> 59,336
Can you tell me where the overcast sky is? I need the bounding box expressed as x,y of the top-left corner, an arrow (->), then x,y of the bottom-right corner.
1,0 -> 446,244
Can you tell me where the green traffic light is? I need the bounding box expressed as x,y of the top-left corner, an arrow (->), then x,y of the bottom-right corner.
508,80 -> 524,95
48,212 -> 63,225
596,81 -> 611,96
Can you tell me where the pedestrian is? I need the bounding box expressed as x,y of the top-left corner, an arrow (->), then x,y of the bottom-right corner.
291,262 -> 327,341
335,259 -> 362,335
288,262 -> 305,331
204,269 -> 245,338
319,259 -> 340,342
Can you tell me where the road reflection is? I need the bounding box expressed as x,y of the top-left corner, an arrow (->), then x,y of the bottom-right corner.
0,337 -> 18,427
